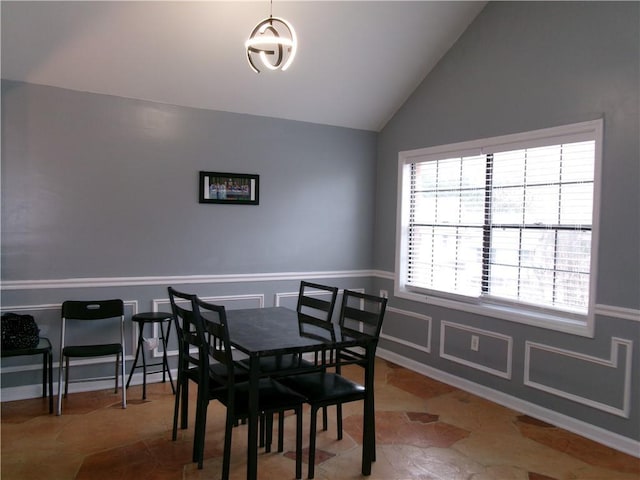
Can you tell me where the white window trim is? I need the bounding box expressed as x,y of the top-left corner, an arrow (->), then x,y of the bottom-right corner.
394,119 -> 603,337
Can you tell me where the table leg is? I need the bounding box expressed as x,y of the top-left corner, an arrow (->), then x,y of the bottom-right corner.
47,350 -> 54,414
41,351 -> 47,398
247,356 -> 259,480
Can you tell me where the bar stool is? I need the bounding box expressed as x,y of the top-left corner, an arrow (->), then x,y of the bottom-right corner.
126,312 -> 175,399
1,337 -> 54,413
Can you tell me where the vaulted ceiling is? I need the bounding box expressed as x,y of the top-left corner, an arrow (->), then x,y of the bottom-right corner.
1,1 -> 486,131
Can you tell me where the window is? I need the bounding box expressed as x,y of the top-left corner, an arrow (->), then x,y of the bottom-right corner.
396,120 -> 602,334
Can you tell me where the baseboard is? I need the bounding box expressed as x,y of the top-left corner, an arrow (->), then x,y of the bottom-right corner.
0,370 -> 177,403
376,347 -> 640,459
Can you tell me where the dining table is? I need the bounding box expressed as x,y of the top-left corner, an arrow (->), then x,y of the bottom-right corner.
223,306 -> 378,480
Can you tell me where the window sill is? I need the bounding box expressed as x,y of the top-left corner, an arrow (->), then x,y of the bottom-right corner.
394,288 -> 594,338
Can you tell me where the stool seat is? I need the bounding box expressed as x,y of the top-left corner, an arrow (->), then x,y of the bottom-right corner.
1,337 -> 54,413
126,312 -> 175,399
132,312 -> 173,323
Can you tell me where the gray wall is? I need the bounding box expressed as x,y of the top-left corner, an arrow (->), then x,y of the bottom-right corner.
2,81 -> 377,279
374,1 -> 639,450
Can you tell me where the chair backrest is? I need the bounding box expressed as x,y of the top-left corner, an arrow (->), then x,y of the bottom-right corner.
338,290 -> 387,338
298,314 -> 336,344
62,300 -> 124,320
168,287 -> 203,380
297,281 -> 339,323
337,290 -> 387,366
60,299 -> 125,348
193,296 -> 236,390
168,287 -> 236,394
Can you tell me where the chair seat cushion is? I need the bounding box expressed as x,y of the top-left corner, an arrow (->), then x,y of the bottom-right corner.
212,378 -> 306,415
279,371 -> 365,404
210,361 -> 249,381
184,361 -> 249,385
63,343 -> 122,357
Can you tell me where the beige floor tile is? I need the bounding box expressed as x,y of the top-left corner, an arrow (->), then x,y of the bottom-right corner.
2,359 -> 638,480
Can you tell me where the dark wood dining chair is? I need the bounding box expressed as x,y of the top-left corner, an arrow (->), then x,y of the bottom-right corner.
56,299 -> 127,416
192,295 -> 306,478
168,287 -> 249,456
246,281 -> 338,451
279,289 -> 387,479
168,287 -> 200,445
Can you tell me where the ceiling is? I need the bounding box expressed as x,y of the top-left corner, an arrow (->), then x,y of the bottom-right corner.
1,1 -> 486,132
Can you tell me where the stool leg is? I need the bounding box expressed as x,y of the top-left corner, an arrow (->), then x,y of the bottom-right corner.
141,329 -> 147,400
127,328 -> 144,390
161,321 -> 175,394
159,322 -> 166,384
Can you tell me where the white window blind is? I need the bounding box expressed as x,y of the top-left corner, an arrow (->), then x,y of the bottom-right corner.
398,120 -> 602,323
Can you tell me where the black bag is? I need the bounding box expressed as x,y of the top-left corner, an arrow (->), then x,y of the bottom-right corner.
1,313 -> 40,350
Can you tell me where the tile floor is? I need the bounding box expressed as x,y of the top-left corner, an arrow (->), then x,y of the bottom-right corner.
2,359 -> 638,480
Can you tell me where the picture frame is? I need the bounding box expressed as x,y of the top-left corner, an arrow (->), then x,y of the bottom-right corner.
199,171 -> 260,205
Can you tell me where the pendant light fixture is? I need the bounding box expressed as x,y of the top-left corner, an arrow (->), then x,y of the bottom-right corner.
245,0 -> 297,73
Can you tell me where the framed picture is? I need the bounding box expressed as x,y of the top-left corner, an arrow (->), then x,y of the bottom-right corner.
199,171 -> 260,205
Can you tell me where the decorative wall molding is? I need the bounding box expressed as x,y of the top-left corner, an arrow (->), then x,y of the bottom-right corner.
152,294 -> 265,311
379,306 -> 431,354
377,347 -> 640,459
595,304 -> 640,322
372,269 -> 395,280
274,288 -> 348,307
524,337 -> 633,418
4,270 -> 638,325
0,270 -> 376,290
440,321 -> 513,379
274,290 -> 299,306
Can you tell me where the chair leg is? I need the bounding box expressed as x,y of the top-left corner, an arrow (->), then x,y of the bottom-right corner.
192,388 -> 201,464
172,375 -> 182,441
322,405 -> 328,431
181,378 -> 189,430
295,406 -> 302,480
64,357 -> 70,397
56,356 -> 64,416
120,351 -> 127,409
371,399 -> 376,462
308,406 -> 318,479
222,412 -> 234,480
114,353 -> 119,393
193,395 -> 209,468
277,411 -> 285,452
336,402 -> 343,440
265,413 -> 273,453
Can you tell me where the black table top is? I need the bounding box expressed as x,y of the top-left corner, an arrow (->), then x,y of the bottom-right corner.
224,307 -> 370,358
1,337 -> 52,357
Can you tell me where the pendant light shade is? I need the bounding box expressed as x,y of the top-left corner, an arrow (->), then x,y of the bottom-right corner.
245,8 -> 297,73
